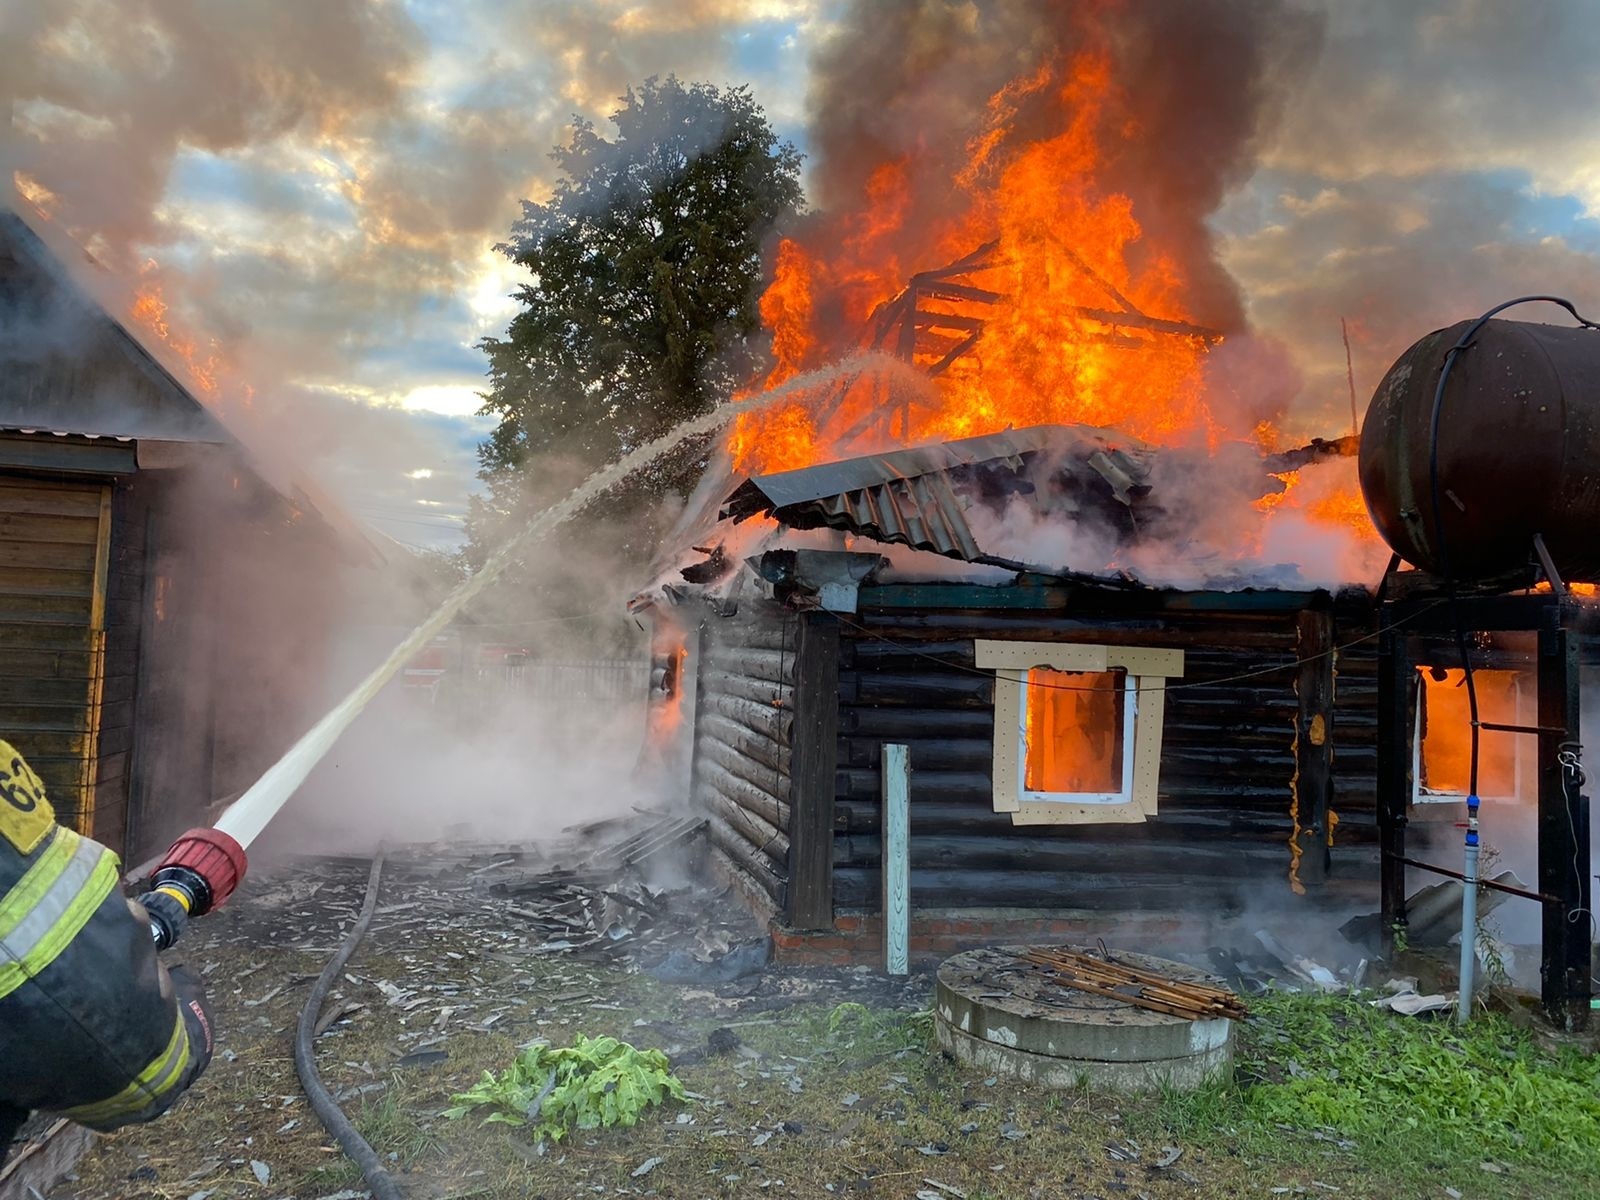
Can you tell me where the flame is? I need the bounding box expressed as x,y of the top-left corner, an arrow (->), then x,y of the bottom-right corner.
1253,470 -> 1301,515
735,42 -> 1220,477
1417,669 -> 1523,798
1023,668 -> 1124,794
647,639 -> 691,743
129,263 -> 233,405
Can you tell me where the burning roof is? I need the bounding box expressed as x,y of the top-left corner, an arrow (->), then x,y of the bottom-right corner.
723,424 -> 1152,574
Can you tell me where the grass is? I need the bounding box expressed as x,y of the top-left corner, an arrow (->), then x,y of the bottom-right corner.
1138,989 -> 1600,1197
54,862 -> 1600,1200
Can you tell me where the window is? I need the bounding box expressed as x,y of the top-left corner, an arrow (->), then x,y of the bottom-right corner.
1412,667 -> 1529,803
976,641 -> 1184,826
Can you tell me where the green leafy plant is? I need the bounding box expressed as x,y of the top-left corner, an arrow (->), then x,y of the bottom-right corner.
444,1035 -> 685,1140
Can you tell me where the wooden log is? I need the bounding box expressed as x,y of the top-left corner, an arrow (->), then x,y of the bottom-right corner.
703,691 -> 790,747
705,815 -> 786,907
832,832 -> 1303,875
841,670 -> 993,707
838,736 -> 991,771
698,713 -> 788,775
835,768 -> 992,803
695,759 -> 790,832
831,798 -> 1295,838
838,707 -> 992,738
708,615 -> 795,654
701,799 -> 788,869
833,868 -> 1258,911
786,612 -> 841,931
700,666 -> 792,709
1293,606 -> 1336,885
696,737 -> 789,816
710,646 -> 795,686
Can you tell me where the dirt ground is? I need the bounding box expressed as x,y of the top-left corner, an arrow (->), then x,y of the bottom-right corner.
44,852 -> 1572,1200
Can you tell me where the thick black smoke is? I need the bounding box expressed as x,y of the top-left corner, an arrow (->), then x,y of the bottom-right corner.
803,0 -> 1322,333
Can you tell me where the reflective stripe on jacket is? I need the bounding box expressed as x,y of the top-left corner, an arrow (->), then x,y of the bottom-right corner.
0,738 -> 207,1128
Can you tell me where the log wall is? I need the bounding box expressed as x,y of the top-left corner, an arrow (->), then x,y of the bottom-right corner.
688,601 -> 797,913
830,594 -> 1380,915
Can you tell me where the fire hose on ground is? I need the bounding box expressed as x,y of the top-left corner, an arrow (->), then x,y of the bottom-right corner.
292,856 -> 403,1200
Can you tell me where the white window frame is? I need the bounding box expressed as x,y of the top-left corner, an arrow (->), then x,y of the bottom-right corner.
1411,667 -> 1532,805
975,640 -> 1184,826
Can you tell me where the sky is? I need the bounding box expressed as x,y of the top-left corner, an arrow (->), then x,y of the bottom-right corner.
6,0 -> 1600,550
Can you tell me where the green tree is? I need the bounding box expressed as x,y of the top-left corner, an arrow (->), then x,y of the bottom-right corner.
471,76 -> 803,569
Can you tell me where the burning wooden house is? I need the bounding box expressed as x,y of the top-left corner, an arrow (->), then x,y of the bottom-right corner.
0,204 -> 378,862
633,420 -> 1382,960
625,223 -> 1406,959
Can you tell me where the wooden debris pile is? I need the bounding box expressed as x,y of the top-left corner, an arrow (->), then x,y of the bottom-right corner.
1022,946 -> 1248,1022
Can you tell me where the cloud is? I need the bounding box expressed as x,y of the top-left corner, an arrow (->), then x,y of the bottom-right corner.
5,0 -> 825,542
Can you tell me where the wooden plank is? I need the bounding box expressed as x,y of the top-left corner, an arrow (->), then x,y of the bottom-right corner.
785,612 -> 840,931
0,540 -> 97,570
0,512 -> 101,544
1538,605 -> 1589,1030
882,742 -> 910,976
1292,607 -> 1336,886
1377,611 -> 1414,951
0,485 -> 106,517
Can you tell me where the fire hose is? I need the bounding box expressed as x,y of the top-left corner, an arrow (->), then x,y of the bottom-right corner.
292,856 -> 404,1200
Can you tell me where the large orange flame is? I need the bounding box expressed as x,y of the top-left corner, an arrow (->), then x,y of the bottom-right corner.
733,44 -> 1220,476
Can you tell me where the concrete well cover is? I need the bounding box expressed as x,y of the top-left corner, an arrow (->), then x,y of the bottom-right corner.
934,945 -> 1236,1090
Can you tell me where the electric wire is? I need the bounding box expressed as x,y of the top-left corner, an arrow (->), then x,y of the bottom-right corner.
294,855 -> 404,1200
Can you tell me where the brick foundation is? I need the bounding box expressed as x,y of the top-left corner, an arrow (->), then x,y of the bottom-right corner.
770,910 -> 1193,966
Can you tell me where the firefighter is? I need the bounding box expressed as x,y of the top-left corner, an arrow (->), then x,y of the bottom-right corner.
0,738 -> 214,1165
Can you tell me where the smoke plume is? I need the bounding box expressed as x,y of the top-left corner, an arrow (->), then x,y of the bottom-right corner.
802,0 -> 1320,335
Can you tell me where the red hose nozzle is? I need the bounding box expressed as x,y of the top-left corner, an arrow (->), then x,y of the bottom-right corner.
153,827 -> 248,916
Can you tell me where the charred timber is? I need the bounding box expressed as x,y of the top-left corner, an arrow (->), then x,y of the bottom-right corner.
699,667 -> 793,709
702,692 -> 790,747
705,815 -> 786,905
701,798 -> 789,867
833,833 -> 1316,875
838,707 -> 993,739
697,712 -> 789,775
839,670 -> 993,707
706,646 -> 795,687
831,799 -> 1301,837
696,740 -> 791,822
695,758 -> 790,832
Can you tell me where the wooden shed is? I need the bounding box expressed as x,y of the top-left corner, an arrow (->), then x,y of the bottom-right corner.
1,206 -> 376,861
634,425 -> 1384,960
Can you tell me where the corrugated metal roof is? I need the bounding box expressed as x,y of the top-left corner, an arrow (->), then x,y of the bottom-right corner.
722,424 -> 1153,565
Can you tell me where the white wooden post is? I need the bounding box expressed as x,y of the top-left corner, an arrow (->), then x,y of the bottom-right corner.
882,742 -> 910,975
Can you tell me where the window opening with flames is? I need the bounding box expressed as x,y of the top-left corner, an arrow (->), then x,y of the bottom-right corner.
977,641 -> 1182,826
1021,667 -> 1132,798
1412,667 -> 1529,804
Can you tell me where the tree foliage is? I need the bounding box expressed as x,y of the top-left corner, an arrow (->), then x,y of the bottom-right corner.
471,76 -> 803,565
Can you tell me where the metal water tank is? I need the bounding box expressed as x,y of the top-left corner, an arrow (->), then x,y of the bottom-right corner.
1358,317 -> 1600,583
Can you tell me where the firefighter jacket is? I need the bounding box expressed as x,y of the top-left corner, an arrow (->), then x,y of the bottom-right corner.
0,739 -> 212,1130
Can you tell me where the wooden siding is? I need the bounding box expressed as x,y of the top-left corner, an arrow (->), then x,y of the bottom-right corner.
830,600 -> 1380,914
688,603 -> 797,912
0,475 -> 114,838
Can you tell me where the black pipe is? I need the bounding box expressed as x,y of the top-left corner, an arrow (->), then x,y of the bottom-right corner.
293,856 -> 404,1200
